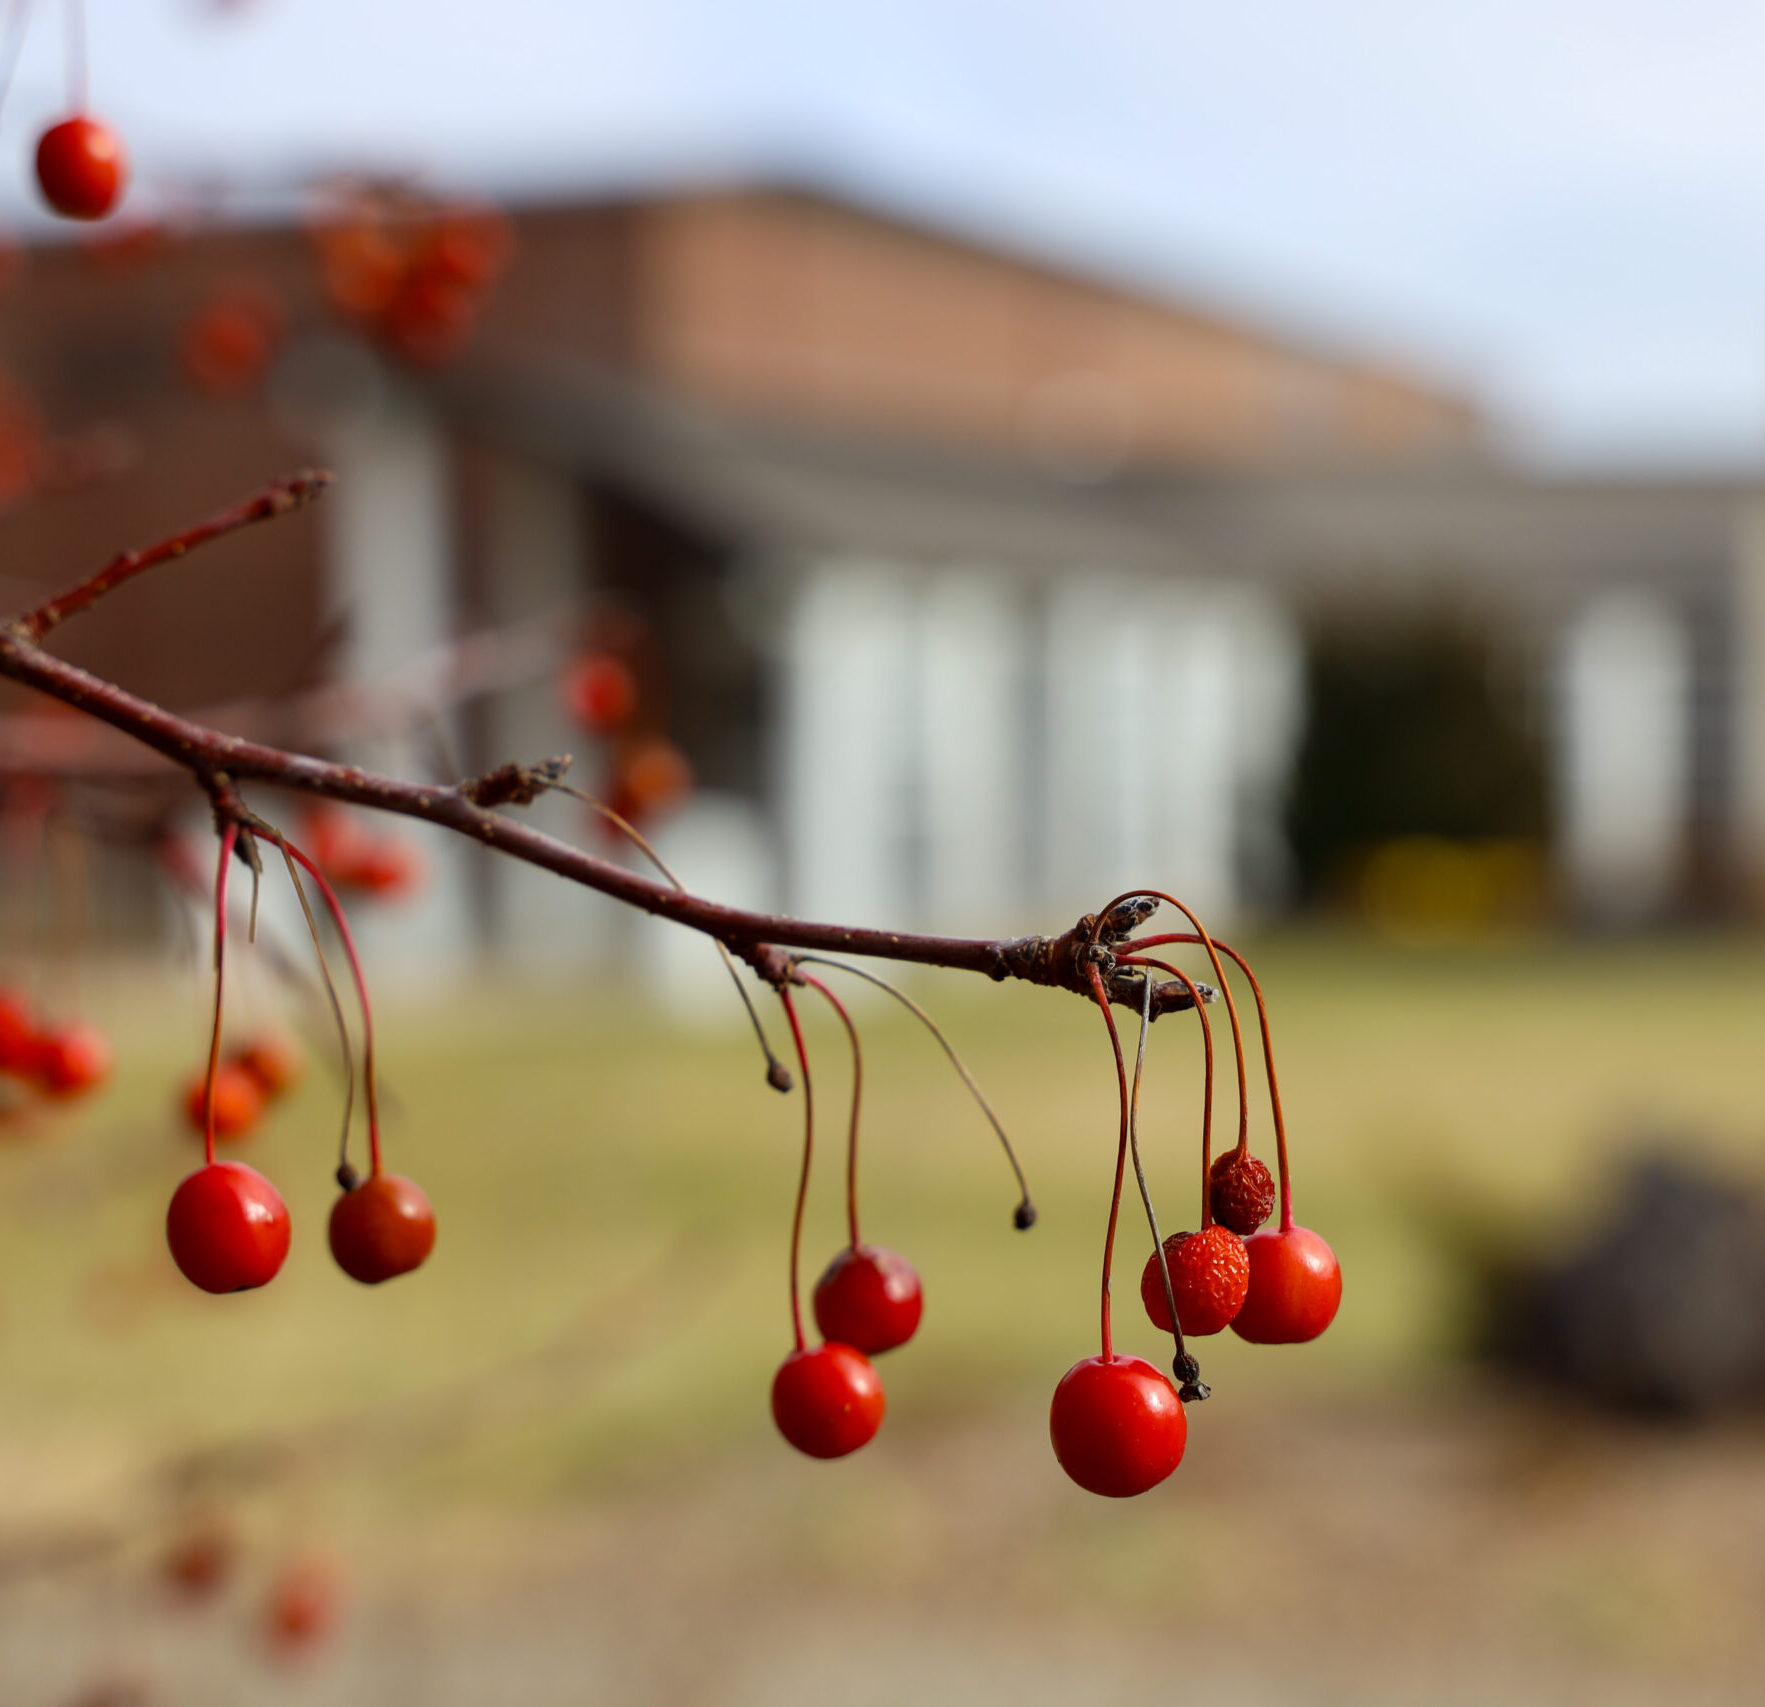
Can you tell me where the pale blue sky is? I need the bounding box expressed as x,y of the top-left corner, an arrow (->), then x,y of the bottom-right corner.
6,0 -> 1765,468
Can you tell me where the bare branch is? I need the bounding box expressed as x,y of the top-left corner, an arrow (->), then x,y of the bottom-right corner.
0,475 -> 1210,1017
8,470 -> 333,642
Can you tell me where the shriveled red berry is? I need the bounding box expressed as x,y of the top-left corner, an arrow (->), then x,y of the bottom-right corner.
1232,1225 -> 1342,1344
812,1244 -> 922,1354
328,1172 -> 435,1284
1049,1354 -> 1186,1497
1140,1225 -> 1250,1337
1209,1150 -> 1277,1235
184,1063 -> 265,1140
233,1033 -> 303,1099
35,117 -> 128,221
166,1161 -> 290,1294
32,1023 -> 112,1098
771,1342 -> 884,1458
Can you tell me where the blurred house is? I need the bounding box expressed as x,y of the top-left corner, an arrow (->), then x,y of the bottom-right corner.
0,183 -> 1749,979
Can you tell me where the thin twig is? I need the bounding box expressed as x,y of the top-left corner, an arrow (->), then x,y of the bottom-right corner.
789,953 -> 1035,1228
10,471 -> 332,642
546,781 -> 790,1091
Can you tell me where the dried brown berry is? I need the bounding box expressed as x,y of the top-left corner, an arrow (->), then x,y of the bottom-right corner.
1209,1151 -> 1276,1236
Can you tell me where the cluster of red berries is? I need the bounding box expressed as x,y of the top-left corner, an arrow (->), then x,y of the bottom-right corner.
301,804 -> 424,902
1048,895 -> 1340,1498
181,1030 -> 301,1141
308,184 -> 514,369
35,116 -> 128,222
0,986 -> 111,1101
165,826 -> 435,1296
757,895 -> 1341,1499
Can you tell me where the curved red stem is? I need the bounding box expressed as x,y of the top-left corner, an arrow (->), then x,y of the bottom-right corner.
1125,933 -> 1292,1230
201,822 -> 238,1168
1085,963 -> 1134,1363
799,972 -> 863,1251
1092,891 -> 1249,1153
279,840 -> 381,1177
777,986 -> 814,1352
1117,955 -> 1214,1228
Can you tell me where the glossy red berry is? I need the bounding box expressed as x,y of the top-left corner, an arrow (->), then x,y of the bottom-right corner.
1232,1225 -> 1342,1344
1140,1225 -> 1250,1337
32,1023 -> 112,1098
771,1342 -> 885,1458
327,1172 -> 436,1284
812,1244 -> 923,1354
184,1063 -> 264,1140
35,117 -> 128,221
1049,1354 -> 1187,1497
166,1161 -> 290,1294
1209,1150 -> 1276,1236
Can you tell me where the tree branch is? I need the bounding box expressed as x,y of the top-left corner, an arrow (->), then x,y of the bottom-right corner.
6,470 -> 333,642
0,473 -> 1208,1018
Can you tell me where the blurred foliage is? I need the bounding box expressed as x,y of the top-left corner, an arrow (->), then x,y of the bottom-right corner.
1288,608 -> 1548,911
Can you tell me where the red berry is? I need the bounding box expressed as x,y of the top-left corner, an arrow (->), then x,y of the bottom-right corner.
165,1161 -> 290,1294
1209,1150 -> 1276,1236
234,1033 -> 303,1099
0,989 -> 36,1075
163,1523 -> 235,1599
1049,1354 -> 1187,1497
35,117 -> 128,221
812,1244 -> 923,1355
1140,1225 -> 1250,1337
562,653 -> 638,733
32,1023 -> 112,1098
1232,1225 -> 1342,1344
770,1342 -> 884,1458
183,1063 -> 265,1140
328,1172 -> 436,1284
346,839 -> 423,900
265,1555 -> 341,1657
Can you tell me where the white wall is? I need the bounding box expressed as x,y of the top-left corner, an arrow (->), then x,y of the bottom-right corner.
1558,590 -> 1693,920
780,562 -> 916,928
472,451 -> 609,971
319,394 -> 478,982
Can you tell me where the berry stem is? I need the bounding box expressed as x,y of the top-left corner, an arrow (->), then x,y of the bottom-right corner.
1119,955 -> 1214,1228
1126,934 -> 1292,1230
1085,963 -> 1136,1364
789,954 -> 1036,1229
272,837 -> 357,1181
1124,968 -> 1196,1388
777,986 -> 815,1353
279,840 -> 380,1177
1091,892 -> 1249,1155
798,972 -> 863,1250
202,823 -> 239,1168
544,780 -> 791,1092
